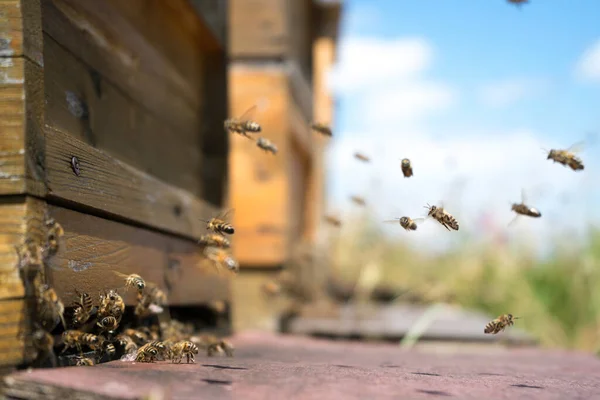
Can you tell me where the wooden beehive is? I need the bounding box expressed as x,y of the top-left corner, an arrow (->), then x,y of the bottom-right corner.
0,0 -> 230,370
227,0 -> 342,330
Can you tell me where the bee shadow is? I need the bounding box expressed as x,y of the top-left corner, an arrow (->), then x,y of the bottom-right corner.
416,389 -> 451,396
202,378 -> 232,385
202,364 -> 248,371
412,372 -> 441,377
511,384 -> 544,389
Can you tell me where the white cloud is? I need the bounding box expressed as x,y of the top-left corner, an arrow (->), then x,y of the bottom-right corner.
575,39 -> 600,82
477,78 -> 546,107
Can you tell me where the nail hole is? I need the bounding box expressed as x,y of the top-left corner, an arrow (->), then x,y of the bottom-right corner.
173,204 -> 182,217
70,156 -> 80,176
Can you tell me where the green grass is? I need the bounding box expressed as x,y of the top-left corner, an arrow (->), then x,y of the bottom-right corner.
328,213 -> 600,351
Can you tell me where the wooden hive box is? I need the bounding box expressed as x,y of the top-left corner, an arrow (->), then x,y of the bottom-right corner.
0,0 -> 231,370
227,0 -> 342,331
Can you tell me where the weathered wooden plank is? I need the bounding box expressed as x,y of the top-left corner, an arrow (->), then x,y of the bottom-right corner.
41,0 -> 201,134
46,205 -> 231,307
44,126 -> 217,240
43,33 -> 203,198
190,0 -> 227,49
0,299 -> 26,367
0,0 -> 42,65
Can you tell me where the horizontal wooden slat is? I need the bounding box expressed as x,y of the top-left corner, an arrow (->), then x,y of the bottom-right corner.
43,33 -> 203,198
0,299 -> 26,367
44,126 -> 218,241
0,0 -> 43,65
46,204 -> 231,307
41,0 -> 201,134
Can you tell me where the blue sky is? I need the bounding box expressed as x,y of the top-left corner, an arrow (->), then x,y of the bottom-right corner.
324,0 -> 600,252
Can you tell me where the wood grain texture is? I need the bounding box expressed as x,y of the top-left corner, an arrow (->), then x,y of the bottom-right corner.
0,0 -> 43,64
45,205 -> 231,307
43,33 -> 203,197
41,0 -> 202,134
0,299 -> 26,367
44,126 -> 218,240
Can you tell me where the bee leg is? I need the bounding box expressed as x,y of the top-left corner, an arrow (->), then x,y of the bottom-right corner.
59,344 -> 69,355
186,353 -> 190,363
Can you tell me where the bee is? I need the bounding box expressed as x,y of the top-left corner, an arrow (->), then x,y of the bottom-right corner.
114,272 -> 145,293
98,289 -> 125,322
256,137 -> 278,154
124,328 -> 149,346
147,283 -> 167,307
191,335 -> 234,357
135,341 -> 166,363
169,341 -> 199,364
138,326 -> 161,342
383,216 -> 424,231
31,328 -> 57,367
400,158 -> 413,178
544,141 -> 585,171
424,204 -> 459,231
134,292 -> 153,318
45,217 -> 64,256
116,334 -> 139,355
203,246 -> 239,273
310,122 -> 332,137
354,152 -> 370,162
99,339 -> 116,358
97,316 -> 119,333
37,284 -> 67,330
14,239 -> 44,274
72,289 -> 94,327
61,331 -> 101,354
484,314 -> 519,334
75,357 -> 95,366
201,209 -> 235,236
261,281 -> 282,296
323,215 -> 342,227
509,189 -> 541,227
198,233 -> 231,249
224,105 -> 261,138
350,196 -> 366,207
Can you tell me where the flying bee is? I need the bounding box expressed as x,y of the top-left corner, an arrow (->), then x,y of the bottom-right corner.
383,216 -> 424,232
400,158 -> 413,178
169,341 -> 199,364
484,313 -> 520,334
61,331 -> 101,354
509,189 -> 541,227
37,284 -> 67,330
354,152 -> 370,162
113,272 -> 145,293
350,196 -> 366,207
72,289 -> 94,327
256,137 -> 278,154
75,357 -> 95,366
116,334 -> 138,355
544,141 -> 585,171
97,316 -> 119,333
98,289 -> 125,322
224,105 -> 261,139
45,217 -> 64,256
198,233 -> 231,249
203,246 -> 239,273
310,122 -> 332,137
324,214 -> 342,227
200,209 -> 235,236
147,283 -> 167,307
424,203 -> 459,231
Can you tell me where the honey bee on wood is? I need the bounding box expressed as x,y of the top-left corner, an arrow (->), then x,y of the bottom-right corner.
44,217 -> 64,256
224,105 -> 261,139
383,216 -> 424,231
98,289 -> 125,322
509,189 -> 541,227
114,272 -> 146,293
198,233 -> 231,249
74,356 -> 95,366
350,196 -> 366,207
400,158 -> 413,178
256,137 -> 278,154
354,152 -> 370,162
135,341 -> 166,363
323,215 -> 342,227
544,141 -> 585,171
169,341 -> 199,364
72,289 -> 94,327
37,284 -> 67,330
31,328 -> 57,367
116,334 -> 139,355
61,331 -> 101,354
97,316 -> 119,333
191,335 -> 234,357
201,209 -> 235,236
203,246 -> 239,273
310,122 -> 332,137
484,313 -> 520,334
424,203 -> 459,231
124,328 -> 149,346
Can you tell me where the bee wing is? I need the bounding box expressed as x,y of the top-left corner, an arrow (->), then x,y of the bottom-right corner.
218,208 -> 235,221
567,140 -> 585,154
507,214 -> 520,228
236,105 -> 257,123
